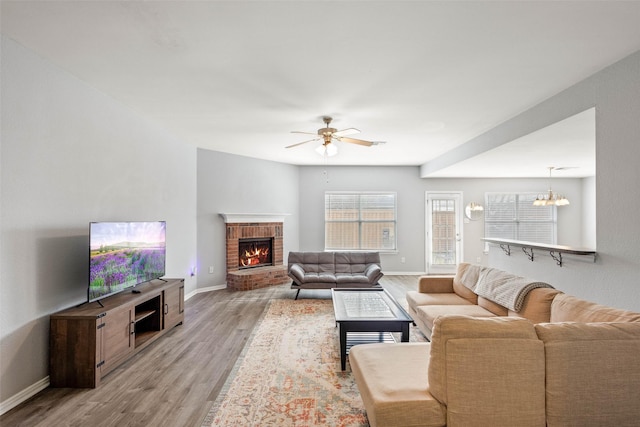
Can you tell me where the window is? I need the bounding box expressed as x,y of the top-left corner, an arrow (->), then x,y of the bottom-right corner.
430,198 -> 457,265
484,193 -> 556,244
325,192 -> 397,251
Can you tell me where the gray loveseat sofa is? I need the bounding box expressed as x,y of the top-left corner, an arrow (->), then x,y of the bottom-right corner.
287,251 -> 383,299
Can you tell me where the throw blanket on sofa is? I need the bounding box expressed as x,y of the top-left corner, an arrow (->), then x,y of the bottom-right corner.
474,268 -> 554,312
459,264 -> 485,290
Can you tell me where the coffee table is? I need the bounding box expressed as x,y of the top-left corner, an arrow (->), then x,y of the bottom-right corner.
331,288 -> 413,370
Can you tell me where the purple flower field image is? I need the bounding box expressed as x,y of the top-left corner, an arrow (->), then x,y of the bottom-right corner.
89,222 -> 166,301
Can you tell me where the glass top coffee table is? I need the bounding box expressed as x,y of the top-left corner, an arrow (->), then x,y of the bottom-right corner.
331,288 -> 413,370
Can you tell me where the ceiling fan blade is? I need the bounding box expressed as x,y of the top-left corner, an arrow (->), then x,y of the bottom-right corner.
291,131 -> 318,136
285,138 -> 320,149
335,136 -> 374,147
333,128 -> 360,137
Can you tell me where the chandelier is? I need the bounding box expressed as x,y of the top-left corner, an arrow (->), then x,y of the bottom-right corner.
533,167 -> 570,206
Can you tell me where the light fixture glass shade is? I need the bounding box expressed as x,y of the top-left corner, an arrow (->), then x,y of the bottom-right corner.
464,202 -> 484,220
533,167 -> 570,206
316,142 -> 338,157
468,202 -> 484,211
533,190 -> 570,206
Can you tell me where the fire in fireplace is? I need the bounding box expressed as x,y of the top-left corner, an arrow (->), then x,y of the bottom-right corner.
238,238 -> 273,269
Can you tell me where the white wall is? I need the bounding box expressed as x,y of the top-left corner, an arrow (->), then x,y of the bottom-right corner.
582,176 -> 597,249
0,36 -> 197,408
297,167 -> 585,273
488,51 -> 640,312
196,149 -> 299,288
299,166 -> 426,272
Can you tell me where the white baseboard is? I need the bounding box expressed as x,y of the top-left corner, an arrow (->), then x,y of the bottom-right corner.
184,274 -> 425,301
0,376 -> 50,416
185,283 -> 226,300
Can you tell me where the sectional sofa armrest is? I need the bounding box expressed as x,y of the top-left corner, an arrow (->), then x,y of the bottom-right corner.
418,275 -> 454,293
364,263 -> 384,284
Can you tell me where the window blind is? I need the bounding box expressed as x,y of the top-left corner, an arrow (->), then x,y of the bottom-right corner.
485,193 -> 556,244
325,192 -> 397,251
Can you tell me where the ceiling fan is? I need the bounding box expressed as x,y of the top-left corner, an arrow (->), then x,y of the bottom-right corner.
286,116 -> 380,156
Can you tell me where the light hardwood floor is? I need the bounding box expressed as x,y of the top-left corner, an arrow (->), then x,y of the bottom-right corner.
0,276 -> 419,427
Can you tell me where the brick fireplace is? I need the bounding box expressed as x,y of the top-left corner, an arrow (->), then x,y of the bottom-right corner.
220,213 -> 290,291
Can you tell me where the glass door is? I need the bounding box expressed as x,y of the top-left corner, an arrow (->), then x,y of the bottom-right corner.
426,192 -> 463,274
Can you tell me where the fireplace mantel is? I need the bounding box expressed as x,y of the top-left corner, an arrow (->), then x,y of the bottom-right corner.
219,213 -> 289,224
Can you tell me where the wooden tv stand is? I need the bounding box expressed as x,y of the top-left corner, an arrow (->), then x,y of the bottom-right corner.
49,278 -> 184,388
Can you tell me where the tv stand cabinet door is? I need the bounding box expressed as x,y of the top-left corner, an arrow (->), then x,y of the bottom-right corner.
49,317 -> 100,388
164,280 -> 184,330
100,304 -> 134,377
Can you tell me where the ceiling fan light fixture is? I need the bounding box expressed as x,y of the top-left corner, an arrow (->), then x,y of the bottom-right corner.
287,116 -> 377,157
316,142 -> 337,157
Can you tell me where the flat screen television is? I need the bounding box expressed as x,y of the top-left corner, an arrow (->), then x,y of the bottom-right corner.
89,221 -> 166,302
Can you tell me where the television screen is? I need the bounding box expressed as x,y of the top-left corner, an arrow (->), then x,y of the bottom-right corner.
89,221 -> 166,302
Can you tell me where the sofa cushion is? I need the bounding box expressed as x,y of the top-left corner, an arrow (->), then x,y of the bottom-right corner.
454,262 -> 481,288
550,293 -> 640,323
445,338 -> 546,427
535,322 -> 640,426
429,316 -> 545,427
301,272 -> 337,283
350,342 -> 446,427
429,315 -> 540,403
334,252 -> 381,274
335,273 -> 371,285
288,251 -> 337,274
508,287 -> 562,323
335,252 -> 366,274
418,276 -> 455,293
477,296 -> 508,316
474,267 -> 554,312
414,305 -> 496,337
452,263 -> 479,304
407,291 -> 473,308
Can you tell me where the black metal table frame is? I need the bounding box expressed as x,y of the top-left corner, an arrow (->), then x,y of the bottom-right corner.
331,288 -> 413,370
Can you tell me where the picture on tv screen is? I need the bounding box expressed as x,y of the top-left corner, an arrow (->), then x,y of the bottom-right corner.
89,221 -> 166,302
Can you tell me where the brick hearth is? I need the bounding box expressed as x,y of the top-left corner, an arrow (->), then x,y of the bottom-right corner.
222,215 -> 290,291
226,265 -> 289,291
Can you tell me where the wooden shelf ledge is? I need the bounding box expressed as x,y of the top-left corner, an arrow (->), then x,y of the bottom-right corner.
482,238 -> 596,266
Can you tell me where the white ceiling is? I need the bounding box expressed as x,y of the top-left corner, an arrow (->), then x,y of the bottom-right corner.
2,1 -> 640,177
432,107 -> 596,178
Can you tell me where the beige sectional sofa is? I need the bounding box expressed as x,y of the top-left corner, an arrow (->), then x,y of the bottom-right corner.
408,262 -> 560,339
350,263 -> 640,427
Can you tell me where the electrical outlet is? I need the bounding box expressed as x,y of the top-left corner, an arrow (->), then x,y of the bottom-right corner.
476,257 -> 481,263
401,257 -> 406,263
208,266 -> 215,274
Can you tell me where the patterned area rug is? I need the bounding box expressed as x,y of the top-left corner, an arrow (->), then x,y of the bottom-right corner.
201,298 -> 425,426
